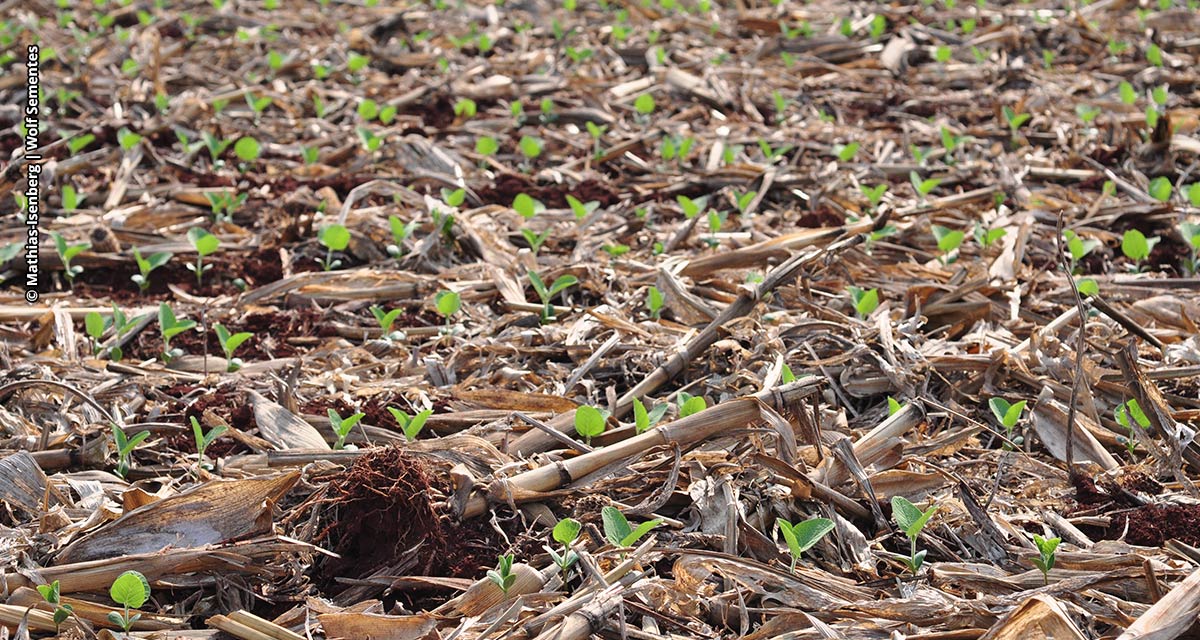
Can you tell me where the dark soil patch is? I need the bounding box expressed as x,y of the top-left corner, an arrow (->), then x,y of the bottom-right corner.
72,248 -> 283,302
796,207 -> 844,228
315,447 -> 504,592
1111,504 -> 1200,547
475,175 -> 621,209
126,307 -> 333,361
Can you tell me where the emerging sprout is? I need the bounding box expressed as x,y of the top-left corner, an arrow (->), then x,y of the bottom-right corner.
988,397 -> 1027,449
848,286 -> 880,318
487,554 -> 516,595
891,496 -> 937,575
777,517 -> 835,572
111,425 -> 150,480
190,416 -> 227,466
317,224 -> 350,271
213,323 -> 252,372
389,407 -> 433,442
52,232 -> 90,287
632,397 -> 668,434
601,506 -> 662,547
677,392 -> 707,417
158,303 -> 196,362
1031,535 -> 1061,585
186,228 -> 220,287
329,409 -> 366,450
108,570 -> 151,638
574,405 -> 608,445
546,518 -> 581,577
131,248 -> 173,294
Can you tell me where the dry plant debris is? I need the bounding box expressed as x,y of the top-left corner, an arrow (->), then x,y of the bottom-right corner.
2,0 -> 1200,638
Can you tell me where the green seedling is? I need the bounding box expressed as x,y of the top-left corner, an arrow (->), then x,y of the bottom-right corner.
528,271 -> 578,322
317,224 -> 350,271
988,397 -> 1026,449
37,580 -> 74,630
848,286 -> 880,318
388,407 -> 433,442
202,132 -> 232,162
632,397 -> 669,434
1121,229 -> 1159,269
1146,43 -> 1163,67
910,171 -> 941,200
85,311 -> 107,356
441,188 -> 466,207
676,195 -> 708,219
371,306 -> 405,340
678,392 -> 707,417
634,93 -> 655,115
869,13 -> 887,40
1119,81 -> 1137,105
735,190 -> 757,213
387,215 -> 418,257
346,51 -> 370,73
204,190 -> 247,223
108,570 -> 150,637
117,128 -> 142,151
518,136 -> 543,161
190,416 -> 227,465
934,45 -> 952,63
1076,104 -> 1101,126
234,136 -> 260,163
52,232 -> 90,286
601,505 -> 663,547
131,248 -> 172,293
585,121 -> 607,157
213,323 -> 251,372
646,286 -> 664,320
566,195 -> 600,221
1188,184 -> 1200,207
974,223 -> 1007,248
931,225 -> 965,262
834,141 -> 859,163
574,405 -> 608,445
1002,106 -> 1031,140
603,244 -> 630,257
1031,535 -> 1061,585
453,97 -> 476,118
1147,177 -> 1172,203
1062,230 -> 1100,273
435,290 -> 461,324
891,496 -> 937,575
97,304 -> 145,362
757,139 -> 793,163
888,397 -> 903,415
67,134 -> 95,156
1180,222 -> 1200,275
1115,398 -> 1150,455
487,554 -> 516,595
861,184 -> 887,210
772,91 -> 789,122
158,303 -> 196,362
781,364 -> 797,384
546,518 -> 581,576
357,127 -> 383,152
329,409 -> 366,450
111,424 -> 150,480
513,193 -> 546,219
186,228 -> 219,286
62,184 -> 84,210
521,228 -> 551,254
777,517 -> 835,572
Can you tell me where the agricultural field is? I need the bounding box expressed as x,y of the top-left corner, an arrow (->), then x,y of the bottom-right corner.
2,0 -> 1200,639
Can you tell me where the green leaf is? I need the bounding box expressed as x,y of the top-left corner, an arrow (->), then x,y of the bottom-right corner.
435,290 -> 461,318
512,193 -> 545,219
319,224 -> 351,251
679,395 -> 707,417
358,99 -> 379,120
441,188 -> 466,207
834,141 -> 859,162
849,286 -> 880,317
634,93 -> 655,115
1118,81 -> 1137,105
601,506 -> 632,545
1033,534 -> 1061,558
565,195 -> 599,220
888,397 -> 901,416
37,581 -> 59,604
860,184 -> 887,208
1076,278 -> 1099,297
574,405 -> 607,439
1121,229 -> 1152,261
518,135 -> 543,159
476,136 -> 499,155
371,307 -> 404,333
988,398 -> 1026,429
1148,176 -> 1172,202
234,136 -> 260,162
85,312 -> 106,339
621,518 -> 663,546
780,517 -> 834,556
188,228 -> 220,256
676,195 -> 708,219
553,518 -> 582,545
110,571 -> 150,608
891,496 -> 937,540
547,275 -> 578,297
633,397 -> 650,433
931,225 -> 965,253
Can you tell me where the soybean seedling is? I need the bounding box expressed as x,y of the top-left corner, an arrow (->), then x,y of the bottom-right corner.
574,405 -> 608,445
988,397 -> 1026,449
974,223 -> 1007,249
513,193 -> 546,219
601,505 -> 663,548
186,227 -> 219,286
108,570 -> 150,638
389,407 -> 433,442
848,286 -> 880,318
317,224 -> 350,271
85,311 -> 108,356
1115,398 -> 1152,455
111,424 -> 150,479
677,392 -> 707,417
36,580 -> 74,631
435,290 -> 461,325
546,517 -> 581,577
860,184 -> 887,211
370,306 -> 405,341
488,554 -> 516,596
329,409 -> 366,450
521,228 -> 551,254
566,195 -> 600,221
1121,229 -> 1160,271
1031,534 -> 1061,585
99,304 -> 146,361
131,248 -> 173,294
891,496 -> 937,575
52,232 -> 90,286
1002,106 -> 1031,142
528,271 -> 578,322
1062,229 -> 1100,273
190,416 -> 227,467
910,171 -> 941,202
213,323 -> 252,372
646,286 -> 664,320
931,225 -> 965,263
158,303 -> 196,362
777,517 -> 835,572
632,397 -> 669,434
387,215 -> 418,258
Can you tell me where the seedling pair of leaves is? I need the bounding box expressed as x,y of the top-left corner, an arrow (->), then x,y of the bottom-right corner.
1062,230 -> 1100,273
83,305 -> 147,361
189,416 -> 227,466
848,286 -> 880,318
132,248 -> 173,293
645,286 -> 665,319
1115,398 -> 1151,456
330,410 -> 366,450
317,224 -> 351,271
528,271 -> 578,322
632,397 -> 669,434
566,195 -> 600,221
1031,534 -> 1061,585
677,392 -> 707,418
371,306 -> 406,341
108,570 -> 150,635
931,225 -> 964,262
988,397 -> 1026,448
601,505 -> 662,548
36,580 -> 74,629
545,518 -> 581,576
111,424 -> 150,479
214,323 -> 252,371
387,215 -> 418,257
574,405 -> 609,444
186,227 -> 220,286
158,303 -> 196,362
891,496 -> 937,575
487,554 -> 516,595
777,517 -> 835,572
52,232 -> 90,286
1121,229 -> 1160,267
388,407 -> 433,442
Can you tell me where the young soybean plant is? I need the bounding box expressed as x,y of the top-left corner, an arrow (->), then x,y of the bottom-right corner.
632,397 -> 668,434
601,506 -> 662,548
777,517 -> 835,572
158,303 -> 197,362
545,517 -> 581,577
988,397 -> 1026,449
1031,534 -> 1061,585
528,271 -> 578,323
131,248 -> 173,294
36,580 -> 74,631
488,554 -> 517,596
574,405 -> 608,445
891,496 -> 937,576
388,407 -> 433,442
213,323 -> 252,372
111,424 -> 150,479
108,570 -> 150,638
330,409 -> 366,450
186,227 -> 220,286
190,416 -> 227,468
317,224 -> 351,271
52,231 -> 90,287
371,306 -> 405,341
